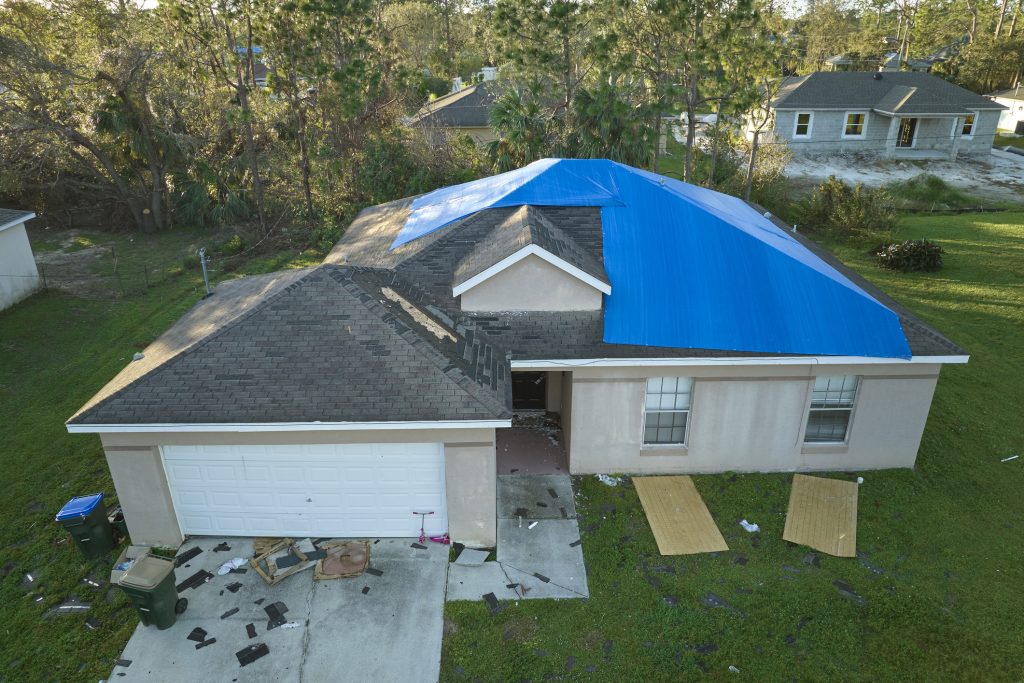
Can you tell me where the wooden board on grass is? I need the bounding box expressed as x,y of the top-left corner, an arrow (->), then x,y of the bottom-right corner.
633,476 -> 729,555
783,474 -> 858,558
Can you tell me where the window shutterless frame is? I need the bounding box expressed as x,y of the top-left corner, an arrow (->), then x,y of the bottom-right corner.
792,112 -> 813,138
641,376 -> 694,447
960,112 -> 977,137
841,111 -> 869,138
803,375 -> 860,444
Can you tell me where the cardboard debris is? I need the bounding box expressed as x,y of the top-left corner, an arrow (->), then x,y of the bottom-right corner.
314,541 -> 370,580
250,539 -> 312,585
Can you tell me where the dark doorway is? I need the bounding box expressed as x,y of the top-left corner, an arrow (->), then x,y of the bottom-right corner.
512,372 -> 546,410
896,118 -> 917,148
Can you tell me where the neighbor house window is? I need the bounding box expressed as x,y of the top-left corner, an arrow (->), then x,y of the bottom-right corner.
643,377 -> 693,446
793,112 -> 813,137
961,113 -> 976,136
804,375 -> 859,443
843,112 -> 867,137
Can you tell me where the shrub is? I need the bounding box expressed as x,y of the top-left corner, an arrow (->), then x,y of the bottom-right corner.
885,173 -> 977,209
799,176 -> 897,239
876,239 -> 945,272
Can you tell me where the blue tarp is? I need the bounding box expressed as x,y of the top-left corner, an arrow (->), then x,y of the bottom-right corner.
394,158 -> 912,359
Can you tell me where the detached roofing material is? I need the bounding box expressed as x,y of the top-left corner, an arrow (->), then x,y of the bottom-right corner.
393,158 -> 912,359
68,266 -> 511,426
774,72 -> 1005,115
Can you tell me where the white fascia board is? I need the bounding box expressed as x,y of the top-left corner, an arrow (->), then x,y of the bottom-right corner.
66,419 -> 512,434
511,355 -> 969,369
452,244 -> 611,297
0,212 -> 36,233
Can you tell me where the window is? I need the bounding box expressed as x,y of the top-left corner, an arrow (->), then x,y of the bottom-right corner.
643,377 -> 692,446
793,112 -> 813,137
804,375 -> 859,444
961,113 -> 976,136
843,112 -> 867,137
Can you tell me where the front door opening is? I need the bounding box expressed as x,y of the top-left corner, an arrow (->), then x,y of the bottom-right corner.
512,371 -> 546,410
896,118 -> 917,148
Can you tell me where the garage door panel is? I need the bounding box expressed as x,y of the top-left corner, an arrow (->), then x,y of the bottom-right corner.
163,443 -> 447,537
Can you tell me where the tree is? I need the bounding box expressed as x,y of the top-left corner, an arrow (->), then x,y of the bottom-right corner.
568,77 -> 654,166
486,84 -> 552,171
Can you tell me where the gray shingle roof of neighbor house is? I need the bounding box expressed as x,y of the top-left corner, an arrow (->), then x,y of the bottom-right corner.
408,82 -> 497,129
989,85 -> 1024,101
774,72 -> 1006,114
0,208 -> 35,231
68,266 -> 512,426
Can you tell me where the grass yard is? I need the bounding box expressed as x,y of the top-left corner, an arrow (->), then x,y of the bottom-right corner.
994,134 -> 1024,150
440,211 -> 1024,681
0,228 -> 319,681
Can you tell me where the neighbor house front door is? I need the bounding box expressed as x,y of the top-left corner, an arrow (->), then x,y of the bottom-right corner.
896,118 -> 917,148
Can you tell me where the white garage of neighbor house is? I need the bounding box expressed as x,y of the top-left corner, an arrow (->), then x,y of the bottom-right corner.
0,208 -> 40,311
67,159 -> 967,551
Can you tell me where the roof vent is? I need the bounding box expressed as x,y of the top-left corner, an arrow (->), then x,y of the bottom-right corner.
873,72 -> 882,80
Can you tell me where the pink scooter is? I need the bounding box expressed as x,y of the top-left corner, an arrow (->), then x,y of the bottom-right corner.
412,511 -> 450,545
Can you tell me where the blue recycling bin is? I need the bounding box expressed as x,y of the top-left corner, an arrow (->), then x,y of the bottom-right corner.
55,493 -> 115,560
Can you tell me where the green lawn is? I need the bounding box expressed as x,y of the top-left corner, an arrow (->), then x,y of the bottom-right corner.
441,212 -> 1024,681
994,133 -> 1024,150
0,228 -> 319,681
1,213 -> 1021,680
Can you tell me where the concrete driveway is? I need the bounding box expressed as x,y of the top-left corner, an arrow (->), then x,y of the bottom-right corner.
112,537 -> 447,682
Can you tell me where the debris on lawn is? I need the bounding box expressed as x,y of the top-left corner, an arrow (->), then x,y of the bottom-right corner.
733,555 -> 748,566
482,592 -> 502,615
857,476 -> 865,484
236,643 -> 269,667
314,541 -> 370,580
217,558 -> 247,575
701,592 -> 744,616
114,659 -> 132,668
833,579 -> 866,605
176,570 -> 213,592
595,474 -> 622,487
803,553 -> 821,567
84,616 -> 101,630
43,597 -> 91,619
174,547 -> 202,567
729,665 -> 741,673
1001,454 -> 1019,463
454,548 -> 489,566
569,539 -> 582,548
739,519 -> 760,533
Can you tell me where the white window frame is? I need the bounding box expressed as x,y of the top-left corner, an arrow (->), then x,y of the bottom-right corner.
792,111 -> 814,138
641,377 -> 694,448
803,375 -> 860,445
841,111 -> 869,139
960,112 -> 977,137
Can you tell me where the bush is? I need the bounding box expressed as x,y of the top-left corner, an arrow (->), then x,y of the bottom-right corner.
799,176 -> 897,240
885,173 -> 977,210
876,239 -> 945,272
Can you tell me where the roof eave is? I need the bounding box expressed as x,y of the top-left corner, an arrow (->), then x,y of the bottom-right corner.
510,355 -> 968,369
65,419 -> 513,434
0,211 -> 36,233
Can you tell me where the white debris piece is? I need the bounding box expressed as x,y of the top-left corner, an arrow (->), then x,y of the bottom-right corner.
595,474 -> 622,487
281,622 -> 303,629
729,665 -> 741,673
527,521 -> 539,530
217,557 -> 248,575
1001,455 -> 1019,462
739,519 -> 759,533
857,476 -> 864,484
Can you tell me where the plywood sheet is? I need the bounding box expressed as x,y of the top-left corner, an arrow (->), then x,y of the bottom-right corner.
783,474 -> 858,558
633,476 -> 729,555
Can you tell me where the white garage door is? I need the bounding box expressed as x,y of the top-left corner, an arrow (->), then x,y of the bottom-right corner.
162,443 -> 447,538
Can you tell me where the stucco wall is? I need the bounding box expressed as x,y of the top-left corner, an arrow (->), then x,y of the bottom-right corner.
564,364 -> 942,474
99,428 -> 497,547
0,223 -> 40,311
545,371 -> 563,413
459,254 -> 603,312
773,109 -> 998,158
995,97 -> 1024,132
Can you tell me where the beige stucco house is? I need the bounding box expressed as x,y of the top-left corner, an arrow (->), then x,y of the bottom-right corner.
407,80 -> 498,146
0,209 -> 40,311
67,160 -> 966,551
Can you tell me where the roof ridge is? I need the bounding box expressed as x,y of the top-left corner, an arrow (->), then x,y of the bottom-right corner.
68,266 -> 324,424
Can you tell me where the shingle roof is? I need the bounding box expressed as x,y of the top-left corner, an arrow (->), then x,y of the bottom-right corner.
452,205 -> 608,288
0,208 -> 34,231
774,72 -> 1005,113
409,82 -> 497,129
989,85 -> 1024,101
334,198 -> 964,359
68,266 -> 511,425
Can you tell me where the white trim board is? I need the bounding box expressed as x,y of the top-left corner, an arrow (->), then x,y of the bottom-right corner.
66,419 -> 511,434
0,212 -> 36,233
452,244 -> 611,297
511,355 -> 968,369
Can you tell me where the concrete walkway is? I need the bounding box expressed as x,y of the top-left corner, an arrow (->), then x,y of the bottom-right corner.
112,537 -> 447,682
447,474 -> 589,602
